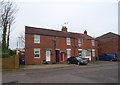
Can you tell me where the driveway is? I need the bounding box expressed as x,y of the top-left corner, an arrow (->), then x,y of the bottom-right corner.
2,61 -> 119,83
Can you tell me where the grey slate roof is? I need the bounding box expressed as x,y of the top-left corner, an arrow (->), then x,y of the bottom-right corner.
96,32 -> 120,40
25,26 -> 94,40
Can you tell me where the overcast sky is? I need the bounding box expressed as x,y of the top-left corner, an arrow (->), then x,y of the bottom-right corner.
10,0 -> 119,49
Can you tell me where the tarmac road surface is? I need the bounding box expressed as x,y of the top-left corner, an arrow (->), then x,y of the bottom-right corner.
2,61 -> 118,83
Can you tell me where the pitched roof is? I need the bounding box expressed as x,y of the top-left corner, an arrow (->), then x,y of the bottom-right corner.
96,32 -> 120,40
25,26 -> 94,40
80,33 -> 94,40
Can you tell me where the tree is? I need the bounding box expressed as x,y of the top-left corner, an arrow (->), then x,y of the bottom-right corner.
0,0 -> 17,52
19,32 -> 25,48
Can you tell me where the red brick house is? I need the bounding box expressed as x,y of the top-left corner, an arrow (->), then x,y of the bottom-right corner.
96,32 -> 120,61
25,26 -> 98,64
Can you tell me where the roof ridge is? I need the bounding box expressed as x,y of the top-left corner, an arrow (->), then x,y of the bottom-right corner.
96,32 -> 120,40
26,26 -> 62,33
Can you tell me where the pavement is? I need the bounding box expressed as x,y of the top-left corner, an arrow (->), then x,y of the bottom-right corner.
19,61 -> 114,70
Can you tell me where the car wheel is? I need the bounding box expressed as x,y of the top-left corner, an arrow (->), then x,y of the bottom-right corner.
77,62 -> 80,65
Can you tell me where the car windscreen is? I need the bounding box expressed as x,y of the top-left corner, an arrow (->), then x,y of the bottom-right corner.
76,57 -> 83,60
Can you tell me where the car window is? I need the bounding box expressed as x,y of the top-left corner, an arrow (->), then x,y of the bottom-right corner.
76,57 -> 83,60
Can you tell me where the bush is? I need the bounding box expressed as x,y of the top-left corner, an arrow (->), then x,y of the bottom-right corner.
2,53 -> 10,57
9,50 -> 16,56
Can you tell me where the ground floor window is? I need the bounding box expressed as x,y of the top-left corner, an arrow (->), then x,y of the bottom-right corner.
78,49 -> 82,57
92,49 -> 95,57
67,49 -> 71,58
86,50 -> 91,56
34,48 -> 40,58
81,50 -> 91,60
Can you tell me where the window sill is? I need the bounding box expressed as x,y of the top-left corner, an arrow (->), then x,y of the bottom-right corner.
34,43 -> 40,44
34,57 -> 40,59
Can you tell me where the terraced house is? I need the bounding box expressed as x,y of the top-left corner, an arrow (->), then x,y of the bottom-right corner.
25,26 -> 98,64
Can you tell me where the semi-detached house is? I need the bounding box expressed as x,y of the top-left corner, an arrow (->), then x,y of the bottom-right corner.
25,26 -> 98,64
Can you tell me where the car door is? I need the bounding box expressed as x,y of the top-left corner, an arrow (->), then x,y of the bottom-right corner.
72,57 -> 77,64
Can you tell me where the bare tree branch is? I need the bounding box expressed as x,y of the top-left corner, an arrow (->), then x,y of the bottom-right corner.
0,0 -> 18,51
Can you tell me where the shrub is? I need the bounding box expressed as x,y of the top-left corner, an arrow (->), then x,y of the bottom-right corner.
9,50 -> 16,56
2,53 -> 10,57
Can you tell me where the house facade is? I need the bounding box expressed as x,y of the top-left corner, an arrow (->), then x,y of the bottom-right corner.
96,32 -> 120,61
25,26 -> 98,65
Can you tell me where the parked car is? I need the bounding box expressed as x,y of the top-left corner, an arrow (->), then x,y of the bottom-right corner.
67,56 -> 88,65
99,53 -> 117,61
81,57 -> 89,62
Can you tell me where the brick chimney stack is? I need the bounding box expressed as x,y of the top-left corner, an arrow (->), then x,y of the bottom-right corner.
61,26 -> 67,32
84,30 -> 87,35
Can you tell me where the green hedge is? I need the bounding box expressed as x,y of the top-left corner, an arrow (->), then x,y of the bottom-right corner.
1,49 -> 16,57
2,53 -> 10,57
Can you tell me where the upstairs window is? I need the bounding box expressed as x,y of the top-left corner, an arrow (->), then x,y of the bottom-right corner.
91,40 -> 95,46
34,48 -> 40,58
34,35 -> 40,43
78,38 -> 82,46
66,38 -> 71,45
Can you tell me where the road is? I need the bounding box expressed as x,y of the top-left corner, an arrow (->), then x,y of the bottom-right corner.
2,61 -> 118,83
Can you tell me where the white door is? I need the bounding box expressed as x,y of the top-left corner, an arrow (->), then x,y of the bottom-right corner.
46,50 -> 51,61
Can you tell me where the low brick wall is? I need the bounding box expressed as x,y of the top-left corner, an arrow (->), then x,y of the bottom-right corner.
2,56 -> 19,69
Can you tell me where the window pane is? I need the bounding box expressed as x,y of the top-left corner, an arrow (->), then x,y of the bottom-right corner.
86,51 -> 90,56
92,49 -> 95,57
66,38 -> 71,45
35,50 -> 39,54
78,38 -> 81,46
34,49 -> 40,58
35,54 -> 39,57
78,50 -> 82,56
92,40 -> 95,46
67,49 -> 71,58
34,35 -> 40,43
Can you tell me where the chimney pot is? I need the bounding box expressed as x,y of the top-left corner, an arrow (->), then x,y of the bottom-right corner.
84,30 -> 87,35
61,26 -> 67,32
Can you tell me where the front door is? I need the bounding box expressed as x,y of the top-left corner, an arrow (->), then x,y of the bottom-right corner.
46,50 -> 51,61
56,50 -> 59,62
60,53 -> 64,62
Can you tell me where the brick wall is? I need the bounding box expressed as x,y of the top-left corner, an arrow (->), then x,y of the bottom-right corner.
25,34 -> 98,64
98,38 -> 120,60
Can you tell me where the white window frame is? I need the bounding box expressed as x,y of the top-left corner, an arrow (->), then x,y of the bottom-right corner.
67,49 -> 71,58
34,48 -> 40,58
78,49 -> 82,57
78,38 -> 82,46
92,49 -> 95,57
34,35 -> 40,43
66,38 -> 71,45
91,40 -> 95,46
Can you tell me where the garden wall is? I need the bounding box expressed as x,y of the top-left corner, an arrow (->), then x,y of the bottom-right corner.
2,56 -> 19,69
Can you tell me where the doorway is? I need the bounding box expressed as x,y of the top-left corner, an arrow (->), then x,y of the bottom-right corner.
56,50 -> 59,62
60,52 -> 64,62
46,50 -> 51,61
